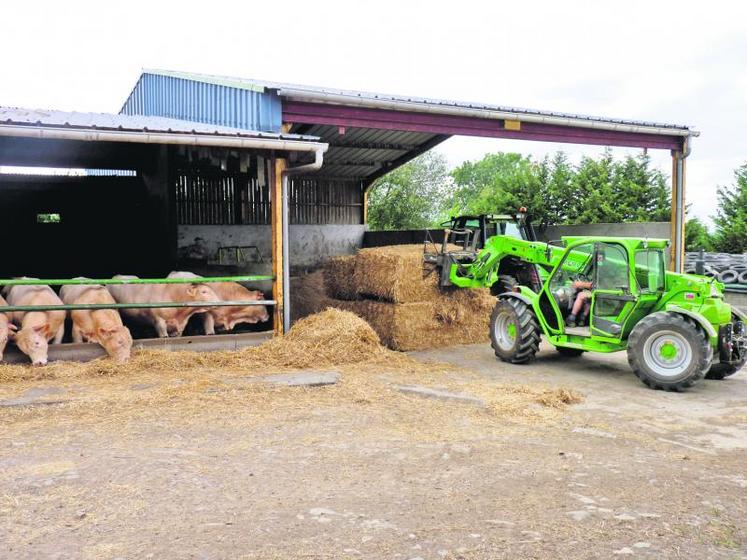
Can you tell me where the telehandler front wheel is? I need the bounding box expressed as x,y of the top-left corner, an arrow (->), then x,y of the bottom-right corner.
627,312 -> 712,391
490,298 -> 540,364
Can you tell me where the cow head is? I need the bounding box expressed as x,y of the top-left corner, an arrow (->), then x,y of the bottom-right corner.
97,325 -> 133,363
14,325 -> 49,366
214,290 -> 270,331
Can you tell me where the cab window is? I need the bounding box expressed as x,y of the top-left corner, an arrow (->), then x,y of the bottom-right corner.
634,249 -> 665,292
549,242 -> 594,293
596,244 -> 629,291
504,223 -> 521,239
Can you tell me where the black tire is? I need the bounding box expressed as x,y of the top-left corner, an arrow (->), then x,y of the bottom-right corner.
490,298 -> 540,364
556,346 -> 585,357
706,361 -> 744,380
491,274 -> 518,296
627,312 -> 712,391
706,313 -> 746,379
718,270 -> 739,283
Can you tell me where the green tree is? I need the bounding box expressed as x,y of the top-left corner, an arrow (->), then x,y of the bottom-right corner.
540,152 -> 576,224
712,163 -> 747,253
570,151 -> 618,223
449,153 -> 552,225
610,153 -> 671,222
366,152 -> 451,230
685,217 -> 714,252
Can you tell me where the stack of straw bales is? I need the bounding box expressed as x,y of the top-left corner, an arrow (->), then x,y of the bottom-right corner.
294,245 -> 496,351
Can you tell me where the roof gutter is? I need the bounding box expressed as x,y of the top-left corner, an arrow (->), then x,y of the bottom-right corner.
0,123 -> 328,153
280,90 -> 698,138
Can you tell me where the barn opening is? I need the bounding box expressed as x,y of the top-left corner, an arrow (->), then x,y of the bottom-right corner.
0,108 -> 327,351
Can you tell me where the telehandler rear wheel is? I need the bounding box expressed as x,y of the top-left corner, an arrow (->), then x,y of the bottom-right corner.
627,312 -> 711,391
490,298 -> 540,364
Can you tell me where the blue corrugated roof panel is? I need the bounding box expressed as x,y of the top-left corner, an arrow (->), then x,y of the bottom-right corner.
121,72 -> 282,133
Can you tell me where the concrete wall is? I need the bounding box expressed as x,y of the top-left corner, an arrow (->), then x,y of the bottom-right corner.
178,224 -> 366,270
537,222 -> 671,242
725,292 -> 747,315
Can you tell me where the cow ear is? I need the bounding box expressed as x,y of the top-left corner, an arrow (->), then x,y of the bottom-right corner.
187,284 -> 198,295
8,324 -> 18,332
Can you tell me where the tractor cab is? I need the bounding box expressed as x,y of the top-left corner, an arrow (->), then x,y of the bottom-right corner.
441,211 -> 536,252
541,237 -> 668,341
424,209 -> 538,289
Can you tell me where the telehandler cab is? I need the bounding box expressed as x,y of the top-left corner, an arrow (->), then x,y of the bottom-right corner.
425,211 -> 746,391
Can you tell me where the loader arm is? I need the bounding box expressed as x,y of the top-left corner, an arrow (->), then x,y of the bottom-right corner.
447,236 -> 565,289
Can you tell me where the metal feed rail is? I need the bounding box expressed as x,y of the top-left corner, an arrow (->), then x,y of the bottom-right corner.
0,275 -> 275,312
0,276 -> 273,286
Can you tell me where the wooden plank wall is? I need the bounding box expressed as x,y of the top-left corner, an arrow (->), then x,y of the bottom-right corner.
175,168 -> 363,226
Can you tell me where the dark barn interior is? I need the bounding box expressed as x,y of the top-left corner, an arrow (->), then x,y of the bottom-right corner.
0,136 -> 175,279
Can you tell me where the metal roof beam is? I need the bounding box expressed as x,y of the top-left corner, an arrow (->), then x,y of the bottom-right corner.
283,101 -> 684,151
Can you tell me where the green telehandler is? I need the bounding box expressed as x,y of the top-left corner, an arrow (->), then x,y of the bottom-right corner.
425,211 -> 746,390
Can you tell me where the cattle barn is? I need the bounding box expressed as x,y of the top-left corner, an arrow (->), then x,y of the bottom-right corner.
0,69 -> 697,348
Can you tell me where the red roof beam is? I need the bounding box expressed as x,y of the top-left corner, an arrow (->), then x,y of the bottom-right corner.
282,101 -> 684,151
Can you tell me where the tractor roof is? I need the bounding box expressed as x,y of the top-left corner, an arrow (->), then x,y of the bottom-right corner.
561,236 -> 670,250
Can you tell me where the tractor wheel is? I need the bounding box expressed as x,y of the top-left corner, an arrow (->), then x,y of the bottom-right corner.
627,312 -> 712,391
490,298 -> 540,364
491,274 -> 518,296
556,346 -> 585,357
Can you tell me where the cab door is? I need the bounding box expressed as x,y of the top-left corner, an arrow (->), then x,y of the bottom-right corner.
590,243 -> 638,338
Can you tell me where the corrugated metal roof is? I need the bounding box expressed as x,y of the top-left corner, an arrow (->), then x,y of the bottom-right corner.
143,68 -> 693,133
0,107 -> 318,141
305,125 -> 442,178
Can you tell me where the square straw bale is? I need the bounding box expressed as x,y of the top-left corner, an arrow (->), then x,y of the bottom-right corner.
352,245 -> 440,303
322,255 -> 359,300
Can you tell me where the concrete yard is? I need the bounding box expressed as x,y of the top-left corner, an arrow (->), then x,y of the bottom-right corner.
1,344 -> 746,559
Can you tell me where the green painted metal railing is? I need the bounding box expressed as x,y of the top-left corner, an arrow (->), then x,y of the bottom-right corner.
0,275 -> 275,312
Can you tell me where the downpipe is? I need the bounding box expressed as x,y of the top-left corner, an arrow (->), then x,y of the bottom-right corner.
281,148 -> 327,333
673,137 -> 693,272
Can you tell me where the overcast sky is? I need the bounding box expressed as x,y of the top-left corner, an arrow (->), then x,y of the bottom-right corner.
2,0 -> 745,225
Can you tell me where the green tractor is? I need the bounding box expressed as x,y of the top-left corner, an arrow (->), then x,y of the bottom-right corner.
426,212 -> 746,390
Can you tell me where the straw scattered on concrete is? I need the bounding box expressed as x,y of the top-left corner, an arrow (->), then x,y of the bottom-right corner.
0,309 -> 389,383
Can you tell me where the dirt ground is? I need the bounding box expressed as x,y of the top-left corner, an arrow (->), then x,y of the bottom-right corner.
1,343 -> 746,560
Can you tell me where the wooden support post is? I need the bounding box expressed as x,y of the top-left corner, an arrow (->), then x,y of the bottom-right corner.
271,158 -> 287,335
363,189 -> 368,224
